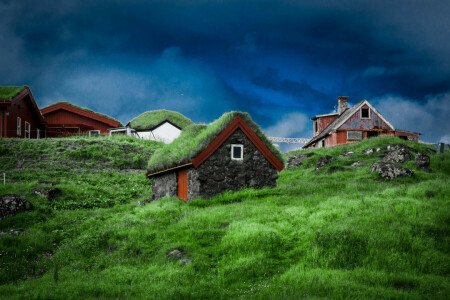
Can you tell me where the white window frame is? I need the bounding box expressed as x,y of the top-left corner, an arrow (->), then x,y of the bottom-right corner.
89,130 -> 100,137
37,128 -> 40,139
17,117 -> 21,136
24,121 -> 31,139
231,144 -> 244,161
360,107 -> 370,119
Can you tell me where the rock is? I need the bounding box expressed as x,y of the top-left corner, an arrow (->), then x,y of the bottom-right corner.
286,154 -> 311,168
0,229 -> 29,236
386,143 -> 417,153
370,162 -> 414,180
339,151 -> 355,158
108,245 -> 118,253
33,187 -> 61,201
350,161 -> 365,167
415,152 -> 430,171
181,259 -> 192,264
0,194 -> 33,221
166,248 -> 185,260
376,147 -> 385,152
315,155 -> 334,170
383,149 -> 412,163
361,148 -> 375,155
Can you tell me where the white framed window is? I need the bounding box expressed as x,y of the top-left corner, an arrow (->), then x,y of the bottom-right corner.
360,107 -> 370,119
24,121 -> 31,139
231,144 -> 244,160
17,117 -> 21,136
89,130 -> 100,137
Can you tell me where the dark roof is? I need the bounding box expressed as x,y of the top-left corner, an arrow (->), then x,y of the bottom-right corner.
303,100 -> 365,148
146,112 -> 284,175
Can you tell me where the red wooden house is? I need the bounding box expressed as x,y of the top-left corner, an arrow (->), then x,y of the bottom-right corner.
303,96 -> 420,148
0,86 -> 46,139
41,102 -> 121,137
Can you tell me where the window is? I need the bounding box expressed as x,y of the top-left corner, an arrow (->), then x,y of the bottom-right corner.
37,128 -> 40,139
361,107 -> 370,119
321,140 -> 325,148
17,117 -> 21,136
231,144 -> 243,160
314,120 -> 318,133
347,131 -> 363,141
24,121 -> 31,139
89,130 -> 100,137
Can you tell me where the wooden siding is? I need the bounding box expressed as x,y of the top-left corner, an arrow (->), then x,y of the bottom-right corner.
178,169 -> 188,202
44,109 -> 113,136
314,115 -> 338,136
339,104 -> 392,131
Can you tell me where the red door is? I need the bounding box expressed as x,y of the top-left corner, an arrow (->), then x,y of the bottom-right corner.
178,169 -> 188,202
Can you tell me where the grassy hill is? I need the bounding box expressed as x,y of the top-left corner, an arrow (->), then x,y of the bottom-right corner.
0,136 -> 449,299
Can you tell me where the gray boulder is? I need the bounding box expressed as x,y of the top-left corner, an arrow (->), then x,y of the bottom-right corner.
286,154 -> 311,168
0,194 -> 33,221
370,162 -> 414,180
316,155 -> 334,170
415,152 -> 430,171
166,247 -> 191,264
33,187 -> 61,201
350,161 -> 366,167
361,148 -> 375,155
339,151 -> 355,158
383,149 -> 412,163
0,229 -> 29,236
386,143 -> 417,153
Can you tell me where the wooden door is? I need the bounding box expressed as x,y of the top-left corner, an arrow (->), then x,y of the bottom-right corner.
178,169 -> 188,202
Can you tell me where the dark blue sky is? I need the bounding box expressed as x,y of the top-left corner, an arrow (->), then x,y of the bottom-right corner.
1,0 -> 449,149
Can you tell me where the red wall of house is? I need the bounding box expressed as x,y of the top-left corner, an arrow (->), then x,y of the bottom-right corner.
339,104 -> 392,131
44,109 -> 113,135
314,115 -> 338,136
4,95 -> 44,138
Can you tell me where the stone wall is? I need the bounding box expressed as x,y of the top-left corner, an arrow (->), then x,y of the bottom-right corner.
188,128 -> 278,201
152,172 -> 178,200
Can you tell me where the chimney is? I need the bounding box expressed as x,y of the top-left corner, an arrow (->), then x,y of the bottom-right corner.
337,96 -> 349,115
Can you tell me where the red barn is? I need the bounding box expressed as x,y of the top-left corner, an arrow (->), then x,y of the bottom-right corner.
41,102 -> 121,137
303,96 -> 421,148
0,86 -> 46,139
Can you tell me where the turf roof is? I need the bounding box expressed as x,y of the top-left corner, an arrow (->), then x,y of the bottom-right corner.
41,101 -> 123,126
128,110 -> 194,131
0,86 -> 27,100
147,111 -> 284,172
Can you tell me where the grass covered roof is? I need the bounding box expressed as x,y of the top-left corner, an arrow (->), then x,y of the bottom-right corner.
41,101 -> 123,126
0,86 -> 27,100
147,111 -> 284,172
128,110 -> 194,131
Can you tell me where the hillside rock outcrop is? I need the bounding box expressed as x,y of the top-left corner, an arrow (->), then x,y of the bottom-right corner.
383,149 -> 412,163
0,194 -> 33,221
286,154 -> 311,168
415,152 -> 430,171
339,151 -> 355,158
33,187 -> 61,201
386,143 -> 417,153
316,155 -> 334,170
370,162 -> 413,180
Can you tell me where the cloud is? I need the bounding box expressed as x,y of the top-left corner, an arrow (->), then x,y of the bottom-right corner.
373,92 -> 450,143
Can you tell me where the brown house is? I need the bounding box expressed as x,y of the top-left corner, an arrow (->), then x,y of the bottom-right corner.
0,86 -> 46,139
146,112 -> 284,202
41,102 -> 121,137
303,96 -> 421,148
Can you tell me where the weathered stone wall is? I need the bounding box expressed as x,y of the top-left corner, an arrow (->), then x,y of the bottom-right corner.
188,129 -> 278,201
152,172 -> 178,200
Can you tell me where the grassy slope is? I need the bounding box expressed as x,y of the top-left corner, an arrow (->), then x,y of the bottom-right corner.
128,110 -> 194,131
1,137 -> 449,299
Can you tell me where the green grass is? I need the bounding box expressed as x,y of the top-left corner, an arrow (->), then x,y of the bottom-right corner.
0,86 -> 27,100
148,111 -> 284,172
40,101 -> 123,125
0,137 -> 449,299
128,109 -> 194,131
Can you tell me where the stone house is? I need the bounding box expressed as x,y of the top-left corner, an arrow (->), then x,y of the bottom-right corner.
303,96 -> 421,148
146,112 -> 284,202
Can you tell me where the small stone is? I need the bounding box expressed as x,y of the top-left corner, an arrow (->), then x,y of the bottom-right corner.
315,155 -> 334,170
350,161 -> 365,167
286,154 -> 311,168
415,152 -> 430,171
166,248 -> 185,260
33,187 -> 61,201
370,162 -> 414,180
181,259 -> 192,264
339,151 -> 355,158
361,148 -> 375,155
0,229 -> 29,236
